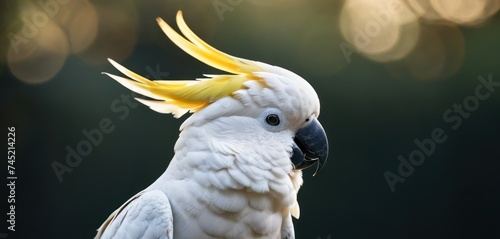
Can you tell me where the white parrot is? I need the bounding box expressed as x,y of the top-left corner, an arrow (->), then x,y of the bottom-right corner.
95,11 -> 329,239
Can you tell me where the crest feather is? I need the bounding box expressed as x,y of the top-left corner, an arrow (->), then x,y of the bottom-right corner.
105,11 -> 266,118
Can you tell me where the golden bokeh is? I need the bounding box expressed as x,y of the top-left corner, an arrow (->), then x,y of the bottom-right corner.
339,0 -> 500,80
339,0 -> 420,63
7,22 -> 68,84
4,0 -> 136,83
67,2 -> 98,53
3,0 -> 500,83
429,0 -> 500,25
6,2 -> 69,84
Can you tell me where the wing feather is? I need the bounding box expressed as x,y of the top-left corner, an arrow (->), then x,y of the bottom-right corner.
95,190 -> 173,239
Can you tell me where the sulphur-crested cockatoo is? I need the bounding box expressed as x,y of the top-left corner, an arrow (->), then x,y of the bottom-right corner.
95,11 -> 328,239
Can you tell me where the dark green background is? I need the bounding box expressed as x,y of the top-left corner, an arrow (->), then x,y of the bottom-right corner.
1,1 -> 499,238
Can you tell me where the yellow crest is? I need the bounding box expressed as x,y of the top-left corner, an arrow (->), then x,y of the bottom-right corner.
105,11 -> 266,118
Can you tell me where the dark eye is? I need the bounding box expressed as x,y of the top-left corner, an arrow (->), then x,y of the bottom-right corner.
266,114 -> 280,126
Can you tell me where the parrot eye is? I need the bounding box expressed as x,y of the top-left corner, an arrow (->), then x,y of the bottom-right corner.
301,115 -> 315,128
266,114 -> 280,126
259,108 -> 285,131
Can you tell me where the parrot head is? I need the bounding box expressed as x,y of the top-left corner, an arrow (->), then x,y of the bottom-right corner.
104,11 -> 328,191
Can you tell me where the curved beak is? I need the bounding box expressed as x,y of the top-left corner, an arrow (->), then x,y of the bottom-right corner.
290,118 -> 329,176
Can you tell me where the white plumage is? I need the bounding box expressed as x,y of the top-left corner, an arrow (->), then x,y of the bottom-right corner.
95,11 -> 328,239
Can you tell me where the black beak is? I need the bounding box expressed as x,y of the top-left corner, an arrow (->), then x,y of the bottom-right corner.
290,118 -> 329,176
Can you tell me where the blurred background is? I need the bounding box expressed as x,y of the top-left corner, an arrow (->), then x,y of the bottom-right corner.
1,0 -> 500,238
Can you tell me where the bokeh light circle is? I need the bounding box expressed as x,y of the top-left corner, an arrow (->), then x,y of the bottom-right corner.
7,22 -> 68,84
